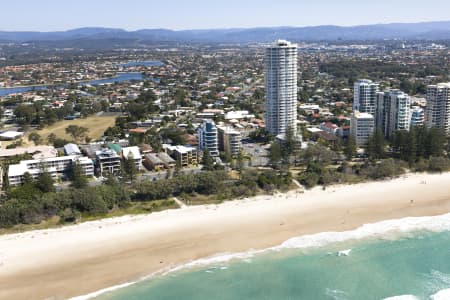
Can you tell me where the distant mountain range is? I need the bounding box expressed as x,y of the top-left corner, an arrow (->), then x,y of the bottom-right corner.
2,21 -> 450,43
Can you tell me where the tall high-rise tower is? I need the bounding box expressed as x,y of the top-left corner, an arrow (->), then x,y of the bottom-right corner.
376,89 -> 411,138
353,79 -> 379,115
426,83 -> 450,133
265,40 -> 298,136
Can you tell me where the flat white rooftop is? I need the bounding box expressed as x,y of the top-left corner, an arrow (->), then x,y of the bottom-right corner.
353,112 -> 374,119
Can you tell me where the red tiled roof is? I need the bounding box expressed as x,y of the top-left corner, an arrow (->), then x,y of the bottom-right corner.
130,128 -> 147,134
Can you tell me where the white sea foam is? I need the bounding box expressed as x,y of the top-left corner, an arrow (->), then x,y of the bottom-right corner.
70,213 -> 450,300
383,296 -> 419,300
277,213 -> 450,250
69,281 -> 137,300
430,288 -> 450,299
337,249 -> 352,256
325,288 -> 348,300
428,270 -> 450,285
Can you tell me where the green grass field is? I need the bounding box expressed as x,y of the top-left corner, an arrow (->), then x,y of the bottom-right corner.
32,115 -> 117,144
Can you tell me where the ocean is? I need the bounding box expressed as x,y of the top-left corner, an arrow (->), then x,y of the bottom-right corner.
83,215 -> 450,300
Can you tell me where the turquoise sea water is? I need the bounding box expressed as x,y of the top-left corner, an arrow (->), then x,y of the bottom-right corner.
93,228 -> 450,300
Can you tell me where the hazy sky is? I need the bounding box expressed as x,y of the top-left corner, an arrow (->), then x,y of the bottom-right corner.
2,0 -> 450,31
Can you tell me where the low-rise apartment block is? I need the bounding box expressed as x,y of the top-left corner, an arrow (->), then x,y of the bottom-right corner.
8,155 -> 94,186
165,145 -> 198,167
95,149 -> 121,176
122,146 -> 142,171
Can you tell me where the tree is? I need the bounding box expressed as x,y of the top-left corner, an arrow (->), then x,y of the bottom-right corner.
201,149 -> 215,171
174,160 -> 182,177
145,127 -> 163,153
426,128 -> 446,158
166,168 -> 173,179
428,156 -> 450,173
47,133 -> 57,145
65,125 -> 89,143
174,88 -> 189,107
282,126 -> 297,158
367,129 -> 386,160
249,128 -> 272,143
300,169 -> 320,188
103,173 -> 118,186
70,162 -> 88,188
268,141 -> 282,167
391,130 -> 416,164
299,144 -> 337,166
44,108 -> 58,125
123,154 -> 138,182
14,104 -> 36,125
344,136 -> 357,160
36,171 -> 55,193
127,102 -> 147,120
28,132 -> 42,146
236,150 -> 246,179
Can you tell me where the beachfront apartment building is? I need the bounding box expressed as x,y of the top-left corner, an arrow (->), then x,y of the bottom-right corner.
122,146 -> 142,171
165,145 -> 198,167
376,90 -> 411,138
353,79 -> 379,115
157,152 -> 177,169
143,153 -> 165,171
64,143 -> 82,156
217,125 -> 241,157
8,164 -> 57,186
95,149 -> 122,176
351,112 -> 375,146
8,155 -> 94,186
426,83 -> 450,133
410,106 -> 425,127
197,119 -> 219,157
265,40 -> 298,136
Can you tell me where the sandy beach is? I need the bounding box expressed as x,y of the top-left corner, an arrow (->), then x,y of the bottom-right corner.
1,172 -> 450,300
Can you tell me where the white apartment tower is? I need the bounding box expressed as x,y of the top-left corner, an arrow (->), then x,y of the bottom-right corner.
351,112 -> 375,146
217,125 -> 241,157
265,40 -> 298,136
426,83 -> 450,133
353,79 -> 379,115
410,106 -> 425,127
198,119 -> 219,157
376,90 -> 411,138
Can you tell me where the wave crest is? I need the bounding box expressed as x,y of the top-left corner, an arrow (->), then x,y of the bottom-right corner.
70,213 -> 450,300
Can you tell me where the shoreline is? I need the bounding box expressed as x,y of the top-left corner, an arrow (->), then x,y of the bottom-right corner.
74,211 -> 450,300
1,172 -> 450,300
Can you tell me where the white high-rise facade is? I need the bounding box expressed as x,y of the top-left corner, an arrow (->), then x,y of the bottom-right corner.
376,90 -> 411,138
426,83 -> 450,133
265,40 -> 298,136
353,79 -> 379,115
410,106 -> 425,127
197,119 -> 219,157
350,112 -> 375,146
